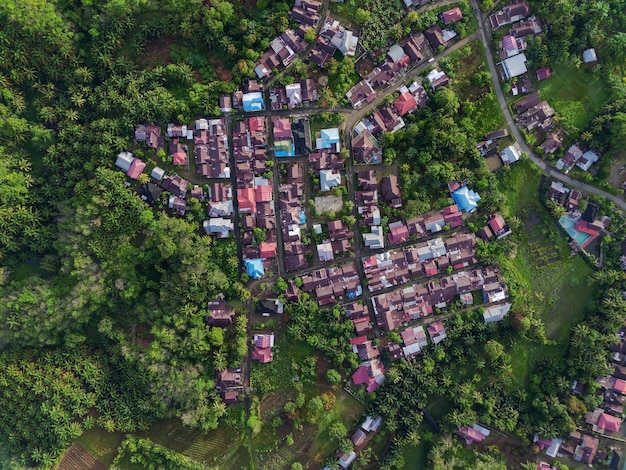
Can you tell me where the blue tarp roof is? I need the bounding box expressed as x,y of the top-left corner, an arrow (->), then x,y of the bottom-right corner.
245,258 -> 264,279
242,92 -> 265,112
452,186 -> 481,212
320,128 -> 340,148
299,211 -> 306,225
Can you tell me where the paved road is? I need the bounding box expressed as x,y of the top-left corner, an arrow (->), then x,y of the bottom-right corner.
470,0 -> 626,211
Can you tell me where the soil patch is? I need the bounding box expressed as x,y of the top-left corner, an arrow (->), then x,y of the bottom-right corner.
476,434 -> 528,469
209,55 -> 233,81
314,195 -> 344,214
139,35 -> 175,67
608,152 -> 626,190
260,391 -> 295,420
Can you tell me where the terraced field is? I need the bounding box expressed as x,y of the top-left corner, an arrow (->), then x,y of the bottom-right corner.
137,418 -> 247,468
58,443 -> 106,470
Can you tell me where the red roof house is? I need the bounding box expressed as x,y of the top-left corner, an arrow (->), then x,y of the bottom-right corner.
126,158 -> 146,180
259,242 -> 277,259
456,426 -> 487,445
393,92 -> 418,116
388,224 -> 409,245
237,188 -> 257,213
442,7 -> 463,25
597,413 -> 621,433
255,185 -> 273,203
536,67 -> 551,81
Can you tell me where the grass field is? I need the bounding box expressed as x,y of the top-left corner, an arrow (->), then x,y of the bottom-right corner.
537,63 -> 608,136
497,160 -> 595,384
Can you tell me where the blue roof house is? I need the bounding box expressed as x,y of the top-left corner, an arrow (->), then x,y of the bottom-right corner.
242,92 -> 265,112
245,259 -> 265,279
452,186 -> 481,212
316,128 -> 340,151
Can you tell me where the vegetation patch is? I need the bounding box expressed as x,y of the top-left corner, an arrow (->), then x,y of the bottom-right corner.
537,63 -> 608,136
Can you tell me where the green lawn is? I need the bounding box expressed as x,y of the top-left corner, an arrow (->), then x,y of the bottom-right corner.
537,63 -> 608,136
402,440 -> 428,470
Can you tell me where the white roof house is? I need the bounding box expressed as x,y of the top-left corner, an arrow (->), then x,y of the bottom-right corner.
151,166 -> 165,182
576,150 -> 599,171
285,83 -> 302,108
583,48 -> 597,63
363,226 -> 384,249
203,218 -> 234,238
483,303 -> 512,323
195,119 -> 209,130
501,144 -> 522,164
320,169 -> 341,192
317,242 -> 334,262
115,151 -> 134,172
387,44 -> 407,64
502,53 -> 527,78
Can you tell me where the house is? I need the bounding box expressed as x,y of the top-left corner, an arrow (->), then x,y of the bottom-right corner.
556,144 -> 584,173
161,175 -> 188,198
456,424 -> 491,445
361,416 -> 383,433
242,92 -> 265,112
251,334 -> 275,363
363,226 -> 385,250
358,170 -> 377,190
203,218 -> 234,239
510,17 -> 542,38
351,429 -> 367,447
317,242 -> 334,262
207,299 -> 236,327
483,303 -> 512,323
140,182 -> 162,205
256,299 -> 284,316
541,133 -> 562,154
452,186 -> 481,212
586,408 -> 622,433
167,123 -> 188,138
169,139 -> 188,166
320,170 -> 341,192
380,175 -> 402,208
338,450 -> 357,469
501,53 -> 527,79
387,44 -> 409,66
168,195 -> 186,215
576,150 -> 599,172
219,95 -> 232,113
393,91 -> 418,116
115,151 -> 135,172
488,213 -> 512,239
216,368 -> 243,390
388,222 -> 409,245
489,0 -> 531,29
583,48 -> 598,65
501,144 -> 522,165
427,68 -> 449,91
500,34 -> 520,58
351,358 -> 385,392
427,321 -> 447,344
425,25 -> 446,51
245,258 -> 264,279
126,158 -> 146,180
221,391 -> 238,404
442,7 -> 463,25
536,67 -> 551,81
316,128 -> 340,151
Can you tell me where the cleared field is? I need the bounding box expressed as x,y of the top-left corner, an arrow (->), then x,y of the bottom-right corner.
57,443 -> 106,470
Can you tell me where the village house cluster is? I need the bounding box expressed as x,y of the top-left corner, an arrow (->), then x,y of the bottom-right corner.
278,161 -> 310,272
362,231 -> 477,293
492,0 -> 602,174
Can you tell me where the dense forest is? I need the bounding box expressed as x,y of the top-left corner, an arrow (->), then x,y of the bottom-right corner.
0,0 -> 284,466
